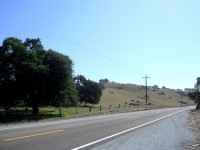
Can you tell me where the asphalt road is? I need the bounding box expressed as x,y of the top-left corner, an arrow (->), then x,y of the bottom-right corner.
0,106 -> 195,150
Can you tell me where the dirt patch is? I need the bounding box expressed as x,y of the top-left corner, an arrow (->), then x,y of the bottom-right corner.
186,110 -> 200,150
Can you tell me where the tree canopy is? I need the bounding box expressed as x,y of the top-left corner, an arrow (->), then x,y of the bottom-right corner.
0,37 -> 78,114
188,77 -> 200,110
75,75 -> 103,106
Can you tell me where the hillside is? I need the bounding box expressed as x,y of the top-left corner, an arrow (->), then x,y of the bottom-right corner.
99,82 -> 194,108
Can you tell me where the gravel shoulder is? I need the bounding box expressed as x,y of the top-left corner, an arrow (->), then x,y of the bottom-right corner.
187,110 -> 200,149
91,111 -> 196,150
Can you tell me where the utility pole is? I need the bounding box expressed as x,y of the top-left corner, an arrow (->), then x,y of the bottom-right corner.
179,92 -> 182,107
142,74 -> 150,105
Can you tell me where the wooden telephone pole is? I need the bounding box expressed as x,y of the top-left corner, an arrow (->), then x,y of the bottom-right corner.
142,74 -> 150,105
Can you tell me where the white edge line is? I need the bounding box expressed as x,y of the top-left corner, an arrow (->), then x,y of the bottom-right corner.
72,109 -> 187,150
0,107 -> 190,131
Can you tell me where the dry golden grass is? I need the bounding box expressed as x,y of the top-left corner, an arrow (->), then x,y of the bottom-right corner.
99,82 -> 194,108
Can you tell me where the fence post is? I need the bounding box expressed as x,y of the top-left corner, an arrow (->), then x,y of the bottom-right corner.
124,102 -> 127,109
109,105 -> 112,110
59,109 -> 61,118
76,107 -> 78,114
100,105 -> 102,111
89,107 -> 91,113
118,104 -> 120,109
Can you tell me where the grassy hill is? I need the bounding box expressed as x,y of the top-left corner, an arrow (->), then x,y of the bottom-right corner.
99,82 -> 194,108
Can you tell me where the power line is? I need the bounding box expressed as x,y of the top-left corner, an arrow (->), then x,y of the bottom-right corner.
61,37 -> 168,88
66,39 -> 167,89
47,35 -> 172,89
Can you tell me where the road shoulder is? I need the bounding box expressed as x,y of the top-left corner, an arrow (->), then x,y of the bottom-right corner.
186,110 -> 200,149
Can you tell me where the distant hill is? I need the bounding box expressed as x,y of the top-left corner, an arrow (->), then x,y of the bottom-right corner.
99,82 -> 194,107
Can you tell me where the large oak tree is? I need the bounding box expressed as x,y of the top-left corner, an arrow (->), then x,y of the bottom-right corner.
0,37 -> 78,115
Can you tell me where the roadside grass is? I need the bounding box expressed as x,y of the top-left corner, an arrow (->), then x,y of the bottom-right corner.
0,82 -> 194,125
0,103 -> 171,125
0,104 -> 152,125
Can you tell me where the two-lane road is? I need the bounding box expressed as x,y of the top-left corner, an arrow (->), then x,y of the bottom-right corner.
0,106 -> 195,150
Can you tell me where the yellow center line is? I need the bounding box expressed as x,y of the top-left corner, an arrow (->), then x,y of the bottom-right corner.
127,116 -> 138,119
4,130 -> 64,142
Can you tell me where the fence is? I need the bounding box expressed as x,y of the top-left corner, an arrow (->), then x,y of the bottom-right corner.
0,103 -> 176,125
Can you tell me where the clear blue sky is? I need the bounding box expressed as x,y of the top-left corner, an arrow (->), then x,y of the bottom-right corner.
0,0 -> 199,90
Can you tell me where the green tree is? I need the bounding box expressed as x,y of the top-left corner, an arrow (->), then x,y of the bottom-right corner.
44,50 -> 78,107
0,37 -> 78,115
75,75 -> 102,106
0,38 -> 49,114
19,38 -> 48,115
188,77 -> 200,110
99,78 -> 109,84
0,38 -> 27,110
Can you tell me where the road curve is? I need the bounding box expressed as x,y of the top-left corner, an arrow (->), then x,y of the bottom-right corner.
0,106 -> 194,150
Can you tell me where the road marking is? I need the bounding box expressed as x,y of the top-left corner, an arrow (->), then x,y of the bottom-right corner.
72,109 -> 188,150
127,116 -> 138,119
0,113 -> 136,131
3,130 -> 64,142
0,107 -> 193,131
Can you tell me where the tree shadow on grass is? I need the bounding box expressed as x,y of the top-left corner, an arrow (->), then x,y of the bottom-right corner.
0,109 -> 60,124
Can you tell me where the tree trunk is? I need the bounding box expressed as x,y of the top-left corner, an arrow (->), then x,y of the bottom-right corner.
32,104 -> 39,116
30,91 -> 39,116
196,101 -> 200,110
32,95 -> 39,116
